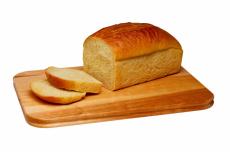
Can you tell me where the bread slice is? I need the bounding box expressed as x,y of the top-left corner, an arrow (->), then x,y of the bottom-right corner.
31,80 -> 86,104
45,67 -> 102,93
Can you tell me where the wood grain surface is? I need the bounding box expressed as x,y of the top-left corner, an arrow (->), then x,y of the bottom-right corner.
13,67 -> 214,128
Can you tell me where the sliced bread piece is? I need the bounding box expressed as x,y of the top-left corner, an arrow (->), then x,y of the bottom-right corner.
45,67 -> 102,93
31,79 -> 86,104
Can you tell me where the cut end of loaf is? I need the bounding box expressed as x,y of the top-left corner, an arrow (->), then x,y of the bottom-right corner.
83,38 -> 116,90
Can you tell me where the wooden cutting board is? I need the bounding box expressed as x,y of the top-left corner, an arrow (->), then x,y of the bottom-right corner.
13,67 -> 214,128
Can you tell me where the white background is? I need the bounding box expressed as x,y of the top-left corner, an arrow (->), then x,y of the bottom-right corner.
0,0 -> 229,151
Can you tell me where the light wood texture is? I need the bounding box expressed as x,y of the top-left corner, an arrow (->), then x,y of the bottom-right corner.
13,67 -> 214,128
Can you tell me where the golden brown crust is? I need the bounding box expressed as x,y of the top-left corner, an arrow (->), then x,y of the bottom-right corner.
85,22 -> 182,60
33,94 -> 84,105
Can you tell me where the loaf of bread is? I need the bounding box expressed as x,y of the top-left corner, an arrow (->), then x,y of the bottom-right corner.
83,22 -> 183,90
45,67 -> 102,93
31,80 -> 86,104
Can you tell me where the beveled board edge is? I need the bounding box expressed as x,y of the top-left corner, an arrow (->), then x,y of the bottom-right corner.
24,100 -> 214,128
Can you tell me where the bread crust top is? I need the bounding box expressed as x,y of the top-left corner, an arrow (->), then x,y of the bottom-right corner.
84,22 -> 182,61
